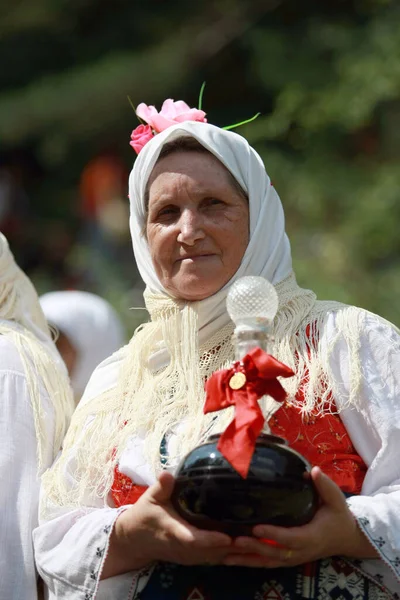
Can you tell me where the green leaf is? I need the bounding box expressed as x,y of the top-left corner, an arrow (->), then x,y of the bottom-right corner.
222,112 -> 261,131
198,81 -> 206,111
127,95 -> 136,113
128,95 -> 146,124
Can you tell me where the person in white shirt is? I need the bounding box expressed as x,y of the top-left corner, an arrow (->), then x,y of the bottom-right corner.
0,232 -> 74,600
34,118 -> 400,599
40,290 -> 125,403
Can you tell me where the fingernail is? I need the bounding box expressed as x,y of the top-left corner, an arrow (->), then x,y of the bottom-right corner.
258,538 -> 279,546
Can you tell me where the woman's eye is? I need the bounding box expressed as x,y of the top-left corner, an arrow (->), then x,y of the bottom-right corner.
157,206 -> 179,218
204,198 -> 223,207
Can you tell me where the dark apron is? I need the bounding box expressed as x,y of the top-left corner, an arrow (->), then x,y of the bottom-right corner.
137,557 -> 389,599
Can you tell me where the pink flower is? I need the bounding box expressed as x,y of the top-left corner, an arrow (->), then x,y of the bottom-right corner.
130,124 -> 154,154
136,99 -> 207,133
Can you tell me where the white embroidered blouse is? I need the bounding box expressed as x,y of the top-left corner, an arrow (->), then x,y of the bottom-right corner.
33,311 -> 400,599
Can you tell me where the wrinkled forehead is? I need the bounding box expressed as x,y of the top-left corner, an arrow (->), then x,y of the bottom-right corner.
133,125 -> 250,201
146,144 -> 247,206
128,121 -> 267,243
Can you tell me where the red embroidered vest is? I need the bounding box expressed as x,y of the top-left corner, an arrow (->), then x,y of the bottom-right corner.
269,398 -> 366,494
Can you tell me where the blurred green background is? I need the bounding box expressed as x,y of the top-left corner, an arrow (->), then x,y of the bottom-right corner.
1,0 -> 399,335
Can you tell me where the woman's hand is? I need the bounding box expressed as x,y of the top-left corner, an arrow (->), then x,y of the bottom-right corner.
223,466 -> 379,568
101,471 -> 233,579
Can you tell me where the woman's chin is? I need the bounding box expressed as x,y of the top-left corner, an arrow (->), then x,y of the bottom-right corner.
166,278 -> 224,302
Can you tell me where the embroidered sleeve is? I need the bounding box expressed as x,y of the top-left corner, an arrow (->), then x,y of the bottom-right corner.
347,498 -> 400,591
96,510 -> 154,600
34,505 -> 153,599
325,311 -> 400,593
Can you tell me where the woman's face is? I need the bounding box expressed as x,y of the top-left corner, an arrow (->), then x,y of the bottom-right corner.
146,151 -> 249,301
56,331 -> 78,377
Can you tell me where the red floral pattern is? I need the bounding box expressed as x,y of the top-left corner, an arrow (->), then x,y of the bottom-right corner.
269,394 -> 367,494
111,467 -> 147,507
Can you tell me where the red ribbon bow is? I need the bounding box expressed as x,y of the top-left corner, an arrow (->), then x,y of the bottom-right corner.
204,347 -> 294,478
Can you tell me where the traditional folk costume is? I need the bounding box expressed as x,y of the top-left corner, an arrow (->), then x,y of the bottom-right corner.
0,233 -> 74,599
40,290 -> 125,401
34,122 -> 400,599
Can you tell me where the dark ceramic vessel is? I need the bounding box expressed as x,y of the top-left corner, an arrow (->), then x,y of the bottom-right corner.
171,433 -> 318,536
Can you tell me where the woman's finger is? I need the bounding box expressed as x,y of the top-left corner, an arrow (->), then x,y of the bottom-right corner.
310,466 -> 347,510
252,523 -> 304,548
191,529 -> 233,548
148,471 -> 176,504
233,536 -> 297,561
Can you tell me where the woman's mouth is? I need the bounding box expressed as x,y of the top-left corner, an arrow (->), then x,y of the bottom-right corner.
177,254 -> 215,262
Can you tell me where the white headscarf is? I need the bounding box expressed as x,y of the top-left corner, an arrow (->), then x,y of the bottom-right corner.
0,232 -> 51,342
0,233 -> 74,467
40,291 -> 125,399
129,122 -> 293,361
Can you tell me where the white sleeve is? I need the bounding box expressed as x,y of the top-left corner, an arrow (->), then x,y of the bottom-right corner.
323,311 -> 400,589
0,366 -> 53,600
34,504 -> 146,600
34,347 -> 154,600
33,436 -> 153,599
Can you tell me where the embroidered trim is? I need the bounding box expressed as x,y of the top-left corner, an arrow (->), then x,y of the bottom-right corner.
128,564 -> 155,600
340,556 -> 396,599
356,515 -> 400,583
93,506 -> 129,599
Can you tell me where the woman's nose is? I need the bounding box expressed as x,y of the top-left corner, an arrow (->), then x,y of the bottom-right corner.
176,209 -> 205,245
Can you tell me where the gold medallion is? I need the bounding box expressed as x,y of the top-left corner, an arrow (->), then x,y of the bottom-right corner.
229,372 -> 247,390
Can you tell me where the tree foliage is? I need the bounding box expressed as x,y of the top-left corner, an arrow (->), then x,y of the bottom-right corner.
0,0 -> 399,328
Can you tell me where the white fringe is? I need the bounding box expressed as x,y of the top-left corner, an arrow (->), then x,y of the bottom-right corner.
42,272 -> 381,510
0,324 -> 74,470
0,233 -> 74,472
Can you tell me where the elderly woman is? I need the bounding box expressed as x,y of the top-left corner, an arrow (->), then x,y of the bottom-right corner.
0,233 -> 73,599
39,290 -> 125,403
34,120 -> 400,599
